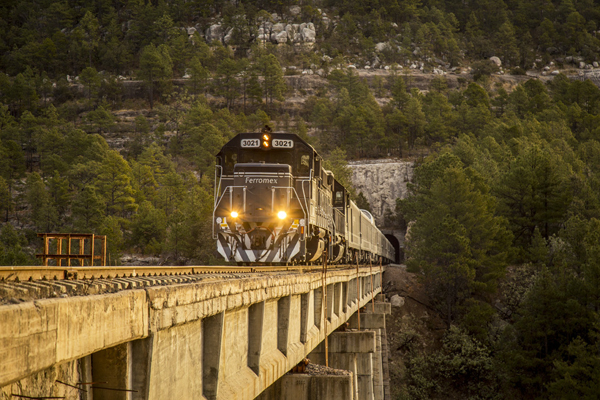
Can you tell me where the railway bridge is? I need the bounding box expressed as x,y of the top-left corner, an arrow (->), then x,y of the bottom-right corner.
1,265 -> 390,400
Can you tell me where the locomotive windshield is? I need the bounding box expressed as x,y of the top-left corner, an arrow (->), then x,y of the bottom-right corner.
220,148 -> 313,176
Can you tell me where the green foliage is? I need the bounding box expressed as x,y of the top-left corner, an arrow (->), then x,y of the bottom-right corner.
495,143 -> 572,261
257,54 -> 286,106
138,44 -> 173,109
471,60 -> 499,81
95,150 -> 137,216
0,224 -> 37,266
323,148 -> 354,197
404,326 -> 502,400
401,153 -> 512,324
130,201 -> 167,255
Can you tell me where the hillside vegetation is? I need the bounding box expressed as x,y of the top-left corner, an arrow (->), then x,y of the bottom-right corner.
1,2 -> 600,397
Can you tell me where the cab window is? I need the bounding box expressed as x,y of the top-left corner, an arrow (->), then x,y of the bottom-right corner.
298,153 -> 311,176
224,152 -> 238,174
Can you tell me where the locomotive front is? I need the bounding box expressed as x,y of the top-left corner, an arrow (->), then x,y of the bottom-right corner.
213,131 -> 310,264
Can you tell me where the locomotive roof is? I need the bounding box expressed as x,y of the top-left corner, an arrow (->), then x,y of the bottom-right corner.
217,132 -> 317,155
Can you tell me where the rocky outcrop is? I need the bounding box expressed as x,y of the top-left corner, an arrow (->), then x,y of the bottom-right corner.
202,20 -> 316,45
349,160 -> 414,226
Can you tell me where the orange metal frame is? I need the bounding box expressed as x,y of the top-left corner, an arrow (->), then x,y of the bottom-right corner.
36,233 -> 107,267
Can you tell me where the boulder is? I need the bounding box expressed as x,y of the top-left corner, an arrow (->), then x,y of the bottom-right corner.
205,24 -> 223,42
289,5 -> 301,16
375,42 -> 388,52
580,61 -> 586,69
489,56 -> 502,67
391,295 -> 405,307
372,56 -> 381,68
186,27 -> 196,35
594,61 -> 599,68
223,28 -> 233,44
272,23 -> 285,34
275,30 -> 288,44
551,70 -> 560,75
302,27 -> 316,42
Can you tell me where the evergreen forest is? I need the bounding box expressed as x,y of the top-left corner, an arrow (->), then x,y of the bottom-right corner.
2,0 -> 600,398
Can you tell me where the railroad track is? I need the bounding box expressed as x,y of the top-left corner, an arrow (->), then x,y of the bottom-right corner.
0,264 -> 362,282
0,264 -> 384,305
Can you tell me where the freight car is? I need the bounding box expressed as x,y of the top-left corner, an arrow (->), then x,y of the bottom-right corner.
213,130 -> 394,265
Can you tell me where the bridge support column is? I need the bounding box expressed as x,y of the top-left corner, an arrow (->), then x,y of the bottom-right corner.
347,305 -> 389,400
308,331 -> 377,400
91,342 -> 132,400
256,373 -> 355,400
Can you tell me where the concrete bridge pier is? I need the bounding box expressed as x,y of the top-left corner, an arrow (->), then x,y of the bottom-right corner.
1,267 -> 385,400
308,330 -> 377,400
260,298 -> 392,400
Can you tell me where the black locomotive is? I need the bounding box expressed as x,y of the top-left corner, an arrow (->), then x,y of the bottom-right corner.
213,131 -> 395,265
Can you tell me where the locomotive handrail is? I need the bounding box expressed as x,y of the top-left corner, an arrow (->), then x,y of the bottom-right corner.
212,185 -> 248,239
299,168 -> 313,238
214,165 -> 223,209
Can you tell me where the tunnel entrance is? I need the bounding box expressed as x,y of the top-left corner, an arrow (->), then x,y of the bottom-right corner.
384,234 -> 402,264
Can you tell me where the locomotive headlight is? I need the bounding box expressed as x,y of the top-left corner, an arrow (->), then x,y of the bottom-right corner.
231,211 -> 239,218
277,211 -> 287,220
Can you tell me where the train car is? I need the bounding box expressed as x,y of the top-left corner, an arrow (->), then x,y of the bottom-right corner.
213,130 -> 394,265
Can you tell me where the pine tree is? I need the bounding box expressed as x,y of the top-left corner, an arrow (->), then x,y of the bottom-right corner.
495,21 -> 520,67
258,54 -> 286,106
95,150 -> 137,216
214,58 -> 241,109
401,156 -> 512,324
139,44 -> 173,109
72,186 -> 105,232
25,172 -> 57,232
189,56 -> 210,96
0,177 -> 10,222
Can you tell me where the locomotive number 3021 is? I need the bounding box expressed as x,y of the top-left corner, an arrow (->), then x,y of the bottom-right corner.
272,139 -> 294,148
241,139 -> 260,148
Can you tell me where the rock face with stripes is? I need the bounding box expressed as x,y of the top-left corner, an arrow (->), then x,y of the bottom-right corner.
349,160 -> 414,227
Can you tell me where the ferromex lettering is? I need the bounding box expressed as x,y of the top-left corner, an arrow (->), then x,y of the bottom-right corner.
245,177 -> 278,184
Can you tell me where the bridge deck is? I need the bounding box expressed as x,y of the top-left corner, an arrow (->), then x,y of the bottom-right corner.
1,265 -> 384,400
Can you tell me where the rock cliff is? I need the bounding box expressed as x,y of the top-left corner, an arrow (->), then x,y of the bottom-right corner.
349,160 -> 414,226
